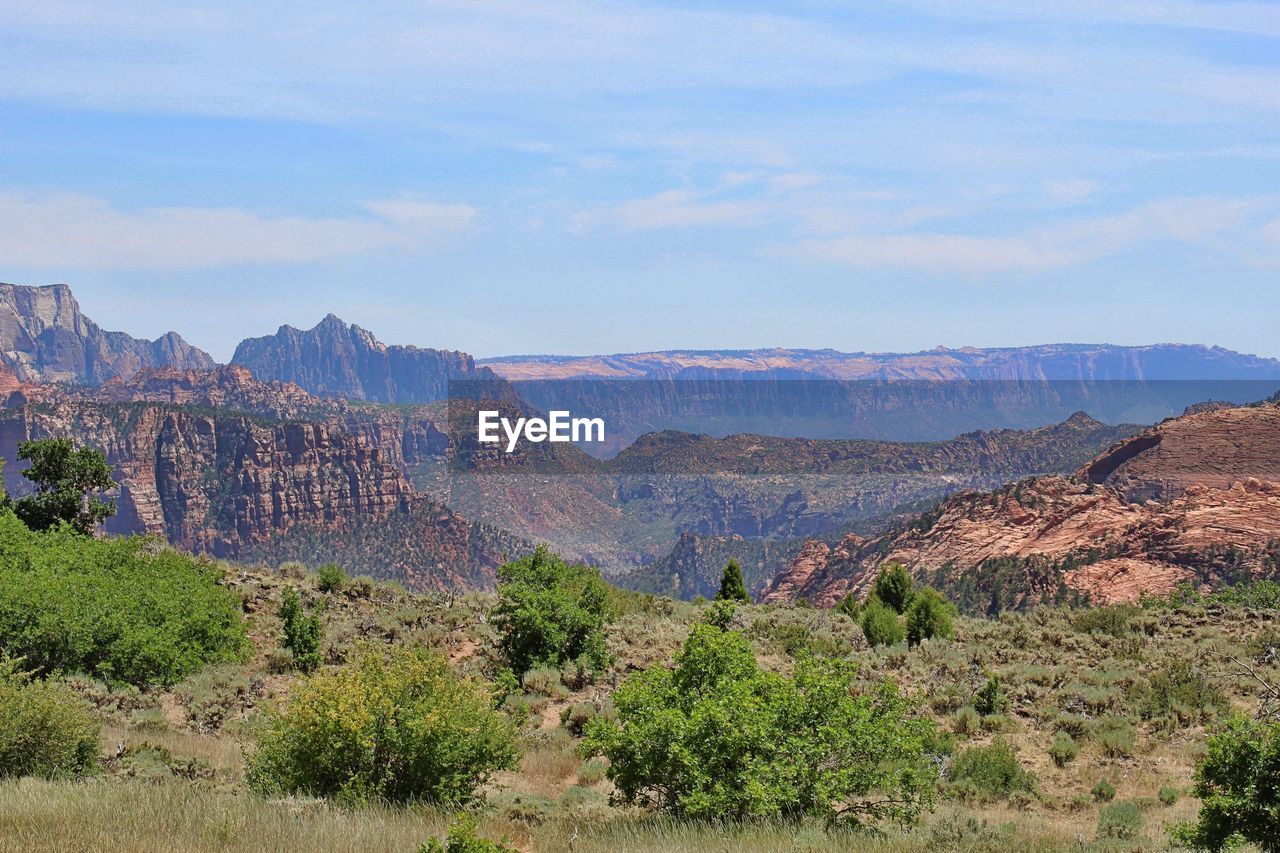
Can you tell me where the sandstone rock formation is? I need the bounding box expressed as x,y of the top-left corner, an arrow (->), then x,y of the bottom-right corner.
764,400 -> 1280,609
0,283 -> 214,384
231,313 -> 496,403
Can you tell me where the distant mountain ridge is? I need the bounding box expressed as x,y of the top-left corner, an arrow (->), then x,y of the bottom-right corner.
482,344 -> 1280,381
0,283 -> 214,384
231,313 -> 497,403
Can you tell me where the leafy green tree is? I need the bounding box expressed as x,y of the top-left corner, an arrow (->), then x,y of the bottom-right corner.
872,563 -> 916,614
861,598 -> 905,648
279,587 -> 323,673
490,546 -> 613,675
1172,715 -> 1280,851
714,559 -> 751,603
0,511 -> 245,687
835,592 -> 861,620
248,646 -> 518,805
11,439 -> 116,534
905,587 -> 955,646
583,615 -> 939,827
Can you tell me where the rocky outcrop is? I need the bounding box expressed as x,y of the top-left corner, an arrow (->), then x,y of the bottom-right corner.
1082,400 -> 1280,501
91,366 -> 342,421
764,402 -> 1280,608
0,388 -> 514,588
231,314 -> 496,403
0,283 -> 214,384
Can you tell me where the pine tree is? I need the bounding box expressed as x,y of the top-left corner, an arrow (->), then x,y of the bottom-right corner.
714,559 -> 751,603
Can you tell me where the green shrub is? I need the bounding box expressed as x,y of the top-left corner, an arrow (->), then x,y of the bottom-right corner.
1092,779 -> 1116,802
278,587 -> 323,673
974,675 -> 1008,716
247,646 -> 518,804
1172,714 -> 1280,851
1096,800 -> 1144,841
1093,715 -> 1135,758
419,813 -> 515,853
521,667 -> 568,699
905,587 -> 955,646
835,593 -> 861,620
490,547 -> 613,675
1158,785 -> 1179,806
1048,732 -> 1079,768
0,658 -> 100,779
0,512 -> 246,687
872,563 -> 916,614
583,621 -> 939,826
1073,604 -> 1140,638
952,705 -> 981,736
1130,659 -> 1227,726
947,739 -> 1036,799
861,599 -> 905,648
315,563 -> 348,593
713,559 -> 750,603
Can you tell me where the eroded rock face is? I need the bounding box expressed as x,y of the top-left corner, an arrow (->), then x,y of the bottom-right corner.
765,401 -> 1280,607
0,283 -> 214,384
1082,400 -> 1280,501
231,314 -> 495,403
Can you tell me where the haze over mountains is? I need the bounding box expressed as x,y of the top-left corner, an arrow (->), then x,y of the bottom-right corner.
5,280 -> 1280,603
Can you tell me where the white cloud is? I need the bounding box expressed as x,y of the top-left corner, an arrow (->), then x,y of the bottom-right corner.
797,196 -> 1273,273
0,192 -> 476,270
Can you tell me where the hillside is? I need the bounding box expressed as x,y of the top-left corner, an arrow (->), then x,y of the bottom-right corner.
765,400 -> 1280,610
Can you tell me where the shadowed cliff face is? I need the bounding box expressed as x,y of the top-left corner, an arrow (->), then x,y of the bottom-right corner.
231,313 -> 498,403
0,283 -> 214,384
765,400 -> 1280,610
0,378 -> 516,590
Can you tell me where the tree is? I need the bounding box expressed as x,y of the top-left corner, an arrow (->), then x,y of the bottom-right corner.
1173,714 -> 1280,851
835,593 -> 861,620
714,559 -> 751,603
871,563 -> 915,614
248,646 -> 518,805
861,599 -> 905,648
583,614 -> 939,827
490,546 -> 613,675
905,587 -> 955,646
11,439 -> 116,534
279,587 -> 323,673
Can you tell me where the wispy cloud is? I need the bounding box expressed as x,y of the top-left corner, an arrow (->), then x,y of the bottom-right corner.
0,192 -> 476,270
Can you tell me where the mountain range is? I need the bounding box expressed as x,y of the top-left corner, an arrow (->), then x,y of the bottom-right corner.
5,280 -> 1280,604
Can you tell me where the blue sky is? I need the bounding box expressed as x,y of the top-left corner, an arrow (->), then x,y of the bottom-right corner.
2,1 -> 1278,360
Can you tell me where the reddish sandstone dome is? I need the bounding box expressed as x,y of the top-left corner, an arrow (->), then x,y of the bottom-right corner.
765,399 -> 1280,607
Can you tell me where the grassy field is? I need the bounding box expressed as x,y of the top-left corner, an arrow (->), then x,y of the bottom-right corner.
6,561 -> 1276,852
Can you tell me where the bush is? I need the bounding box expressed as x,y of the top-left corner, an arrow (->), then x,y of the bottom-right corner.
952,705 -> 981,736
1093,715 -> 1135,758
315,563 -> 348,593
247,646 -> 518,804
713,559 -> 750,603
1130,659 -> 1227,726
0,659 -> 100,779
1073,604 -> 1140,638
1096,800 -> 1144,841
583,620 -> 939,827
947,739 -> 1036,798
490,547 -> 613,675
1172,714 -> 1280,851
1158,785 -> 1179,806
278,587 -> 323,673
1048,732 -> 1079,768
835,593 -> 861,620
872,563 -> 916,614
0,512 -> 246,687
905,587 -> 955,646
973,675 -> 1007,716
1092,779 -> 1116,802
419,813 -> 515,853
861,599 -> 905,648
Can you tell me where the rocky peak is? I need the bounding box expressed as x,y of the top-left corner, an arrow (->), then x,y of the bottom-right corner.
0,282 -> 215,385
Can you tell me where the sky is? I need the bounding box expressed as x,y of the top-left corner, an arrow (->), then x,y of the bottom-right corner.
1,1 -> 1279,361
